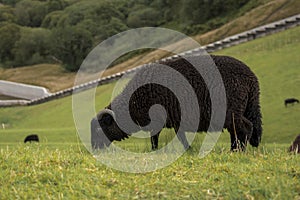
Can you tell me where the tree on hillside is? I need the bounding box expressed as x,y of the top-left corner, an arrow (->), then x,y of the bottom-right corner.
13,27 -> 52,66
0,0 -> 21,6
0,23 -> 20,66
15,0 -> 48,27
46,0 -> 67,13
41,10 -> 63,28
127,7 -> 164,27
42,0 -> 128,39
50,26 -> 93,71
0,5 -> 16,23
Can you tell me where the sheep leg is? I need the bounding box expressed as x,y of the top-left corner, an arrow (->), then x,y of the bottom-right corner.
230,131 -> 248,151
151,132 -> 160,150
230,133 -> 246,151
229,115 -> 253,151
175,129 -> 191,150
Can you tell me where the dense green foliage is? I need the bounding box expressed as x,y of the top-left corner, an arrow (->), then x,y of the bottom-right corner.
0,0 -> 265,71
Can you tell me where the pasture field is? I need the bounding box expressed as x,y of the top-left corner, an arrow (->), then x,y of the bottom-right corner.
0,143 -> 299,199
0,26 -> 300,199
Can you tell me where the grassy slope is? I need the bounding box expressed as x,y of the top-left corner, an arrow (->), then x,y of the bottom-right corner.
0,83 -> 115,145
0,0 -> 299,92
0,23 -> 299,200
215,26 -> 300,143
0,144 -> 299,199
0,26 -> 299,145
0,64 -> 76,93
194,0 -> 300,44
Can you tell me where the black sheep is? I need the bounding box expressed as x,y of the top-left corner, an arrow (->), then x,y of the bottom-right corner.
284,98 -> 299,107
24,134 -> 39,143
288,134 -> 300,153
91,55 -> 262,151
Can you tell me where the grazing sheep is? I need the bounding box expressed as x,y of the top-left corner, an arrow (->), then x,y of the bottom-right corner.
284,98 -> 299,107
288,134 -> 300,153
24,134 -> 39,143
91,55 -> 262,151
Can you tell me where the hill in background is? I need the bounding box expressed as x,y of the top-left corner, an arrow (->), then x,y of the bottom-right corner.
0,0 -> 267,70
0,0 -> 299,92
0,25 -> 299,145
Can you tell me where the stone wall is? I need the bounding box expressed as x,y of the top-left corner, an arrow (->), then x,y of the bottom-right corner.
0,80 -> 51,100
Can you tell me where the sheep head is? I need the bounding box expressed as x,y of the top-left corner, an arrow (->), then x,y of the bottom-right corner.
91,109 -> 128,149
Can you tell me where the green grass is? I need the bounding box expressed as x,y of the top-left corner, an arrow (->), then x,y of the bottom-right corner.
0,26 -> 300,199
0,143 -> 299,199
215,25 -> 300,143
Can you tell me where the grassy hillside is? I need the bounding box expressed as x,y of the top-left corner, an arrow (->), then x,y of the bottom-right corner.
0,24 -> 299,200
0,0 -> 269,70
0,64 -> 75,92
0,0 -> 299,92
0,25 -> 299,146
195,0 -> 300,44
215,26 -> 300,143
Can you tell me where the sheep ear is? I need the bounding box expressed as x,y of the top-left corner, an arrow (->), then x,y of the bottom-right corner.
97,109 -> 116,126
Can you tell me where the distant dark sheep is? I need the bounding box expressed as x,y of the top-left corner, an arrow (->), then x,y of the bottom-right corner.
288,134 -> 300,153
24,134 -> 39,143
91,55 -> 262,151
284,98 -> 299,107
